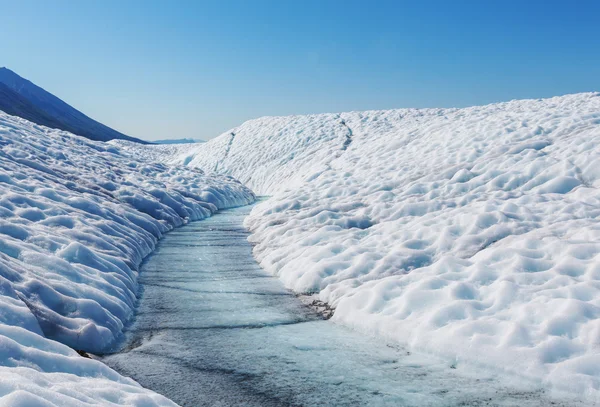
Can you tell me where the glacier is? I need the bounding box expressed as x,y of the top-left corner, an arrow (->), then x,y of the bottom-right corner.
117,92 -> 600,399
0,111 -> 254,406
101,204 -> 590,406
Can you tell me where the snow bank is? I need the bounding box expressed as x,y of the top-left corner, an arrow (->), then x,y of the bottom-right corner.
128,93 -> 600,398
0,110 -> 254,406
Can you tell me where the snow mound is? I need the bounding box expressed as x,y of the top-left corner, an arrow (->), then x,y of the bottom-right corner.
0,110 -> 254,405
129,93 -> 600,398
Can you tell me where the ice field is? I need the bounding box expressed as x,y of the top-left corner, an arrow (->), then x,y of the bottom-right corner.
1,91 -> 600,404
103,205 -> 587,406
118,92 -> 600,398
0,111 -> 253,405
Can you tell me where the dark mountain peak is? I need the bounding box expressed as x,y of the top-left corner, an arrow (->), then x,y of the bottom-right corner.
0,67 -> 32,88
0,68 -> 147,144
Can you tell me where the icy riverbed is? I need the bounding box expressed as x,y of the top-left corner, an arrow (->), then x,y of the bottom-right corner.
103,205 -> 588,407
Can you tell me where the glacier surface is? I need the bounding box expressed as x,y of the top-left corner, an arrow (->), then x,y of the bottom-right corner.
0,111 -> 254,406
119,92 -> 600,398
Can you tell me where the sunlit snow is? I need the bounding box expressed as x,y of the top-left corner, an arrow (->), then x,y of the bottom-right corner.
120,92 -> 600,398
0,111 -> 254,406
103,205 -> 587,406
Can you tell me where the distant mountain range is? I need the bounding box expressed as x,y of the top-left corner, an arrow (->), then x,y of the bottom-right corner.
0,67 -> 147,144
153,138 -> 205,144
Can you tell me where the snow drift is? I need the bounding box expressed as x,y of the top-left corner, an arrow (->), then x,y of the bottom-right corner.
0,110 -> 254,406
120,92 -> 600,398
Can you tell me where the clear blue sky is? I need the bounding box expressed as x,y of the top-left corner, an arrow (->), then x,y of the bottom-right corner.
1,0 -> 599,141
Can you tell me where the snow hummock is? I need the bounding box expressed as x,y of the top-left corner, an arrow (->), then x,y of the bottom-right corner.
0,110 -> 254,406
122,92 -> 600,399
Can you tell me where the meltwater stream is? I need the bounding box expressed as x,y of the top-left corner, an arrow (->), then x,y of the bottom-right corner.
103,205 -> 582,407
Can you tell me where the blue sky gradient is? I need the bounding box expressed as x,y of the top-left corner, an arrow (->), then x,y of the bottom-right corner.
1,0 -> 599,140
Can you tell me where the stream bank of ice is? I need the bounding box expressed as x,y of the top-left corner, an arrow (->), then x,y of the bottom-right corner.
0,110 -> 254,406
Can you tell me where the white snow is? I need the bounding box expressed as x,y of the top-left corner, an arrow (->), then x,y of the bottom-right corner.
122,92 -> 600,399
0,110 -> 254,406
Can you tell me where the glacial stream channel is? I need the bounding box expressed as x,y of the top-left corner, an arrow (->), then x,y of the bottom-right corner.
103,204 -> 586,407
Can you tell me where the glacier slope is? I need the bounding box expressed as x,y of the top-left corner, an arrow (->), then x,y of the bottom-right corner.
119,92 -> 600,398
0,110 -> 254,406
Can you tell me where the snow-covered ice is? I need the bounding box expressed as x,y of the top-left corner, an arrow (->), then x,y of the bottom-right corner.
122,92 -> 600,398
103,204 -> 589,406
0,110 -> 254,405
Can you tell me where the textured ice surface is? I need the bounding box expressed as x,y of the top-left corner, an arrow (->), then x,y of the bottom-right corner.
120,93 -> 600,398
0,110 -> 254,406
104,205 -> 589,406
